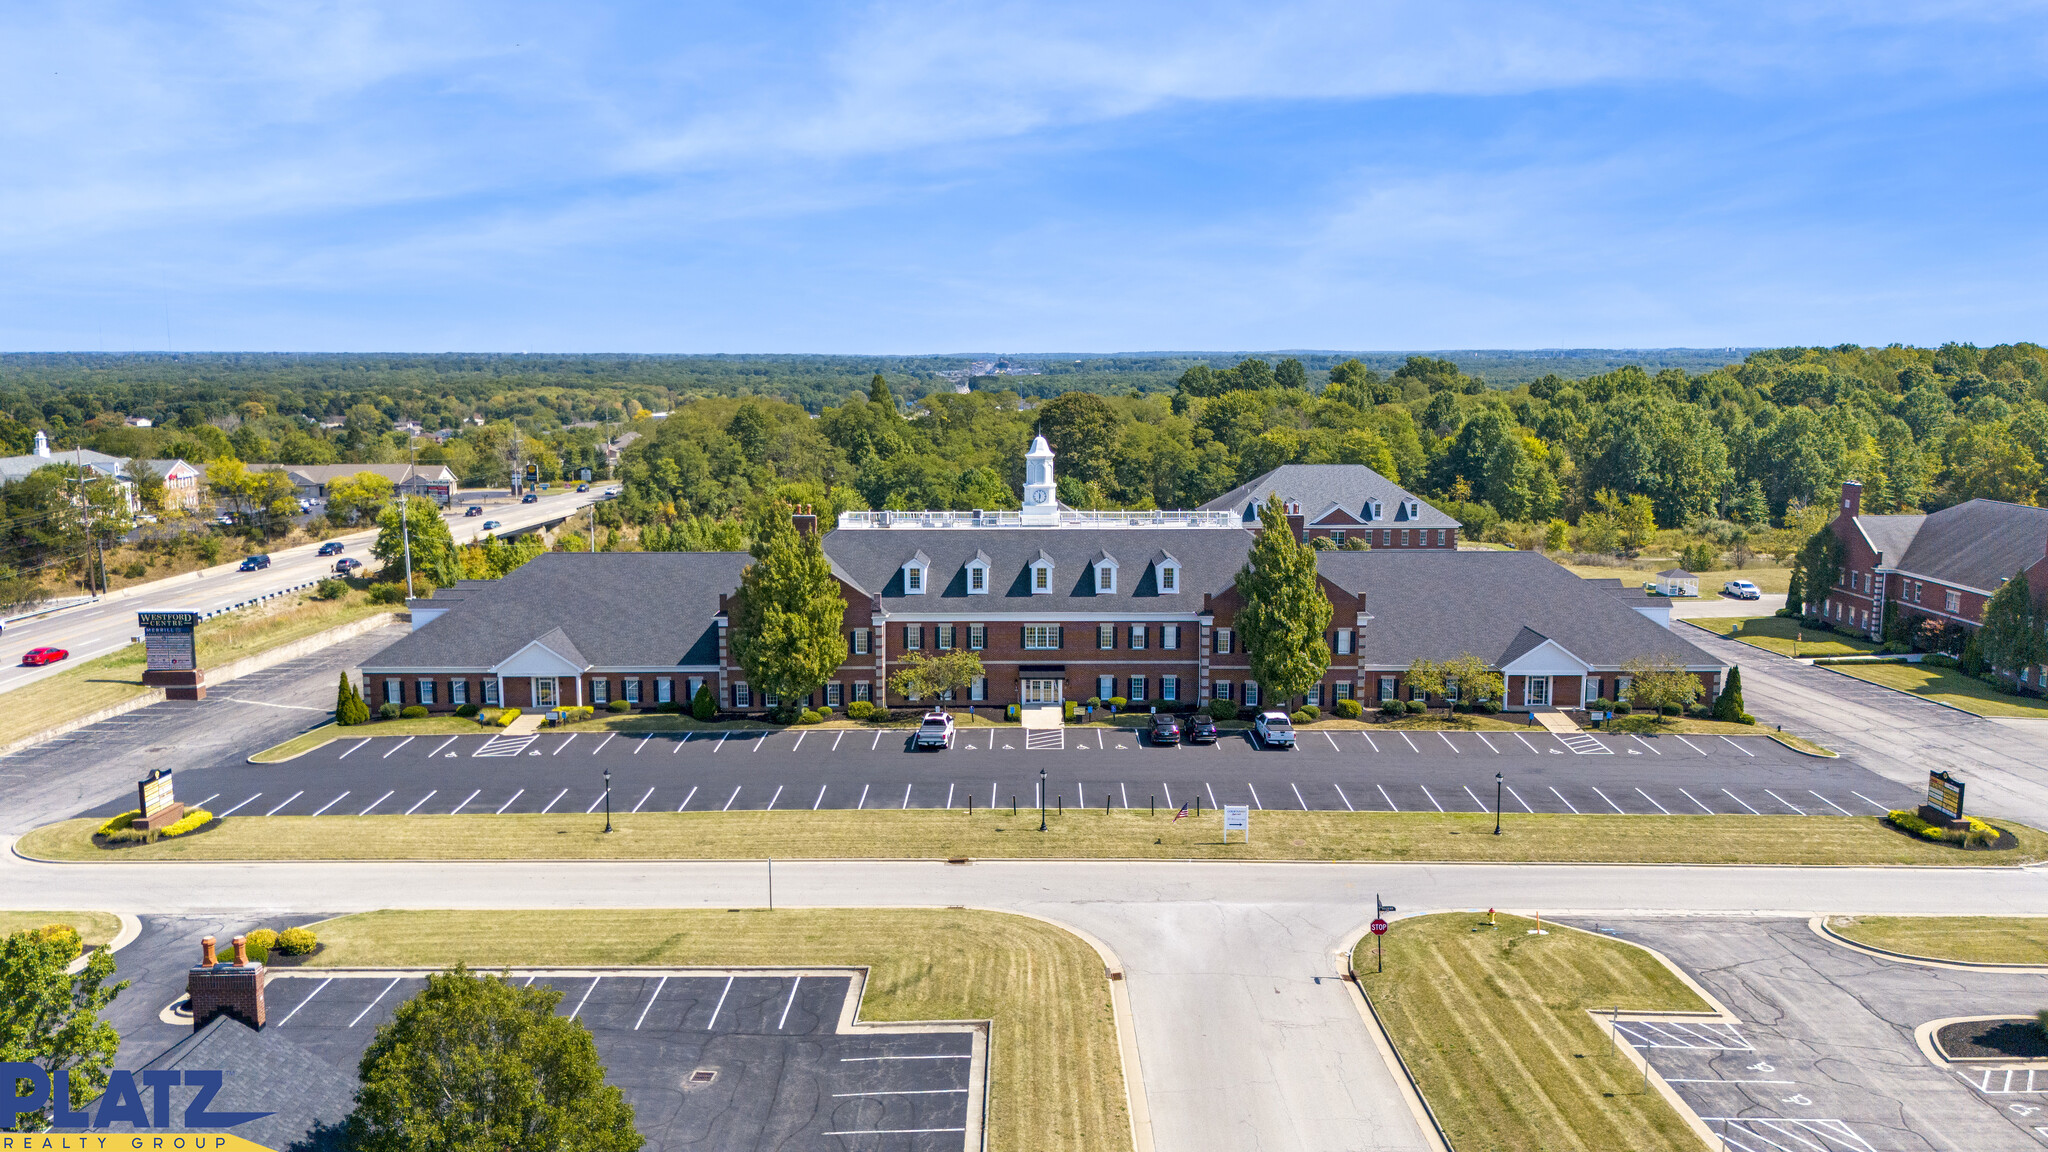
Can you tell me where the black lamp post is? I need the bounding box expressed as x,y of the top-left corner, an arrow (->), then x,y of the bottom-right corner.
603,767 -> 613,833
1038,765 -> 1048,832
1493,772 -> 1503,836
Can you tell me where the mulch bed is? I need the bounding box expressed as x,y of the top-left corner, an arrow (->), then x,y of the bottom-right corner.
1938,1018 -> 2048,1061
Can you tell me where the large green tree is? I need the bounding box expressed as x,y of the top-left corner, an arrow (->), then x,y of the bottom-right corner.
1977,573 -> 2046,679
373,495 -> 459,590
347,965 -> 642,1152
1,926 -> 127,1131
1235,494 -> 1331,706
728,499 -> 848,713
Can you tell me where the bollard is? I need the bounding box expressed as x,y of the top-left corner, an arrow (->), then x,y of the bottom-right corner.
1057,796 -> 1062,814
1151,795 -> 1155,815
1196,796 -> 1202,817
1105,794 -> 1110,815
967,795 -> 973,815
1012,797 -> 1016,815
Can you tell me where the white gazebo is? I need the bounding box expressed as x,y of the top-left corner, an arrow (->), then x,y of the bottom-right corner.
1654,568 -> 1700,597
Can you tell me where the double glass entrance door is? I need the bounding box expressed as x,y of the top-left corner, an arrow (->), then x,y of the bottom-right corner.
1022,679 -> 1061,704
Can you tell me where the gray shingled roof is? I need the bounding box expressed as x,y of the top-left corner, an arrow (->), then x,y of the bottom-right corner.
142,1014 -> 358,1150
1197,464 -> 1460,529
364,551 -> 751,670
1889,500 -> 2048,592
1315,550 -> 1722,669
1851,513 -> 1925,569
822,527 -> 1253,611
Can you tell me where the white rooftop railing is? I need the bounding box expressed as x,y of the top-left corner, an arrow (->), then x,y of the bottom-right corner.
836,509 -> 1239,530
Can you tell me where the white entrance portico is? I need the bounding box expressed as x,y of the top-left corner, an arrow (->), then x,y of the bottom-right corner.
490,630 -> 588,711
1499,631 -> 1592,710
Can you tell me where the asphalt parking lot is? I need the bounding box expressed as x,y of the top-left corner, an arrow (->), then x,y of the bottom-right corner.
106,918 -> 983,1151
87,725 -> 1922,821
1566,917 -> 2048,1151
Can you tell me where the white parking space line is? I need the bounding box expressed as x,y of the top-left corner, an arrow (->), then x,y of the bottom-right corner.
633,976 -> 667,1031
381,737 -> 414,759
813,784 -> 827,810
1333,784 -> 1355,811
634,787 -> 656,813
536,788 -> 567,814
1548,786 -> 1580,814
1809,790 -> 1855,816
264,791 -> 304,816
427,736 -> 460,758
1324,732 -> 1341,751
217,793 -> 262,817
1634,788 -> 1670,815
1120,782 -> 1129,809
275,978 -> 332,1027
791,732 -> 805,751
1678,788 -> 1715,814
1463,785 -> 1485,811
591,733 -> 616,756
586,791 -> 607,814
1719,735 -> 1755,757
676,786 -> 697,811
496,789 -> 526,815
1849,791 -> 1892,812
1247,784 -> 1263,810
723,786 -> 742,812
348,978 -> 400,1027
1377,784 -> 1398,811
1419,785 -> 1443,812
1291,782 -> 1308,809
1205,782 -> 1219,809
777,976 -> 802,1030
1590,786 -> 1625,814
357,790 -> 394,816
1674,735 -> 1709,755
1096,730 -> 1105,750
450,789 -> 481,814
555,734 -> 577,755
1514,733 -> 1542,754
902,783 -> 914,809
403,790 -> 437,815
1763,789 -> 1807,815
338,739 -> 370,759
1439,732 -> 1459,754
1475,734 -> 1500,753
192,793 -> 219,810
634,735 -> 650,754
1360,732 -> 1379,752
857,784 -> 869,809
1162,783 -> 1175,807
570,977 -> 600,1019
309,791 -> 350,817
1631,735 -> 1661,755
1505,784 -> 1534,813
705,975 -> 734,1030
830,731 -> 845,750
1399,732 -> 1420,754
716,732 -> 729,752
870,730 -> 881,750
1722,788 -> 1761,815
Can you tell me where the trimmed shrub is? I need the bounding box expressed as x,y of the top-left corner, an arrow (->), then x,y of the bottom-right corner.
815,704 -> 833,717
1659,703 -> 1681,716
246,928 -> 278,955
1063,700 -> 1080,722
1288,709 -> 1311,724
455,703 -> 479,717
1588,697 -> 1613,713
96,807 -> 213,844
846,700 -> 875,720
691,684 -> 717,721
1004,703 -> 1019,721
1738,712 -> 1756,724
1208,698 -> 1236,721
1613,700 -> 1633,715
1086,696 -> 1102,708
608,698 -> 630,713
1107,696 -> 1127,711
1380,699 -> 1406,716
274,927 -> 318,956
1333,699 -> 1363,720
1299,704 -> 1320,720
1887,809 -> 2001,848
315,578 -> 349,601
495,707 -> 521,727
377,702 -> 401,720
400,705 -> 429,719
797,708 -> 822,724
1475,699 -> 1500,714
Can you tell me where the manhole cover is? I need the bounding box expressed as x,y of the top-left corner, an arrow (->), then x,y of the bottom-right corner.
687,1069 -> 718,1085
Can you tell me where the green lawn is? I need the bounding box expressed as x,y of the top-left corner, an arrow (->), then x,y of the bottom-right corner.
1565,563 -> 1791,595
1356,912 -> 1709,1151
21,810 -> 2046,866
1688,614 -> 1883,658
0,911 -> 122,947
1822,662 -> 2048,719
302,909 -> 1130,1152
1825,916 -> 2048,965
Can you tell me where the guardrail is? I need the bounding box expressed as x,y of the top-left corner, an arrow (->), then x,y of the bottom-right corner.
195,578 -> 329,621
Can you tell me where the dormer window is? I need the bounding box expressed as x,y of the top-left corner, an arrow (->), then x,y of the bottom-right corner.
1367,500 -> 1383,521
1406,500 -> 1420,519
903,551 -> 931,596
966,550 -> 991,595
1029,550 -> 1055,595
1092,551 -> 1119,595
1153,550 -> 1181,595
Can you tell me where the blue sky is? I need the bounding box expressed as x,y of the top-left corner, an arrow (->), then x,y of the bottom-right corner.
5,0 -> 2047,352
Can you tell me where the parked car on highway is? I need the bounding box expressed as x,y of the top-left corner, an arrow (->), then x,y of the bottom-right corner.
1722,579 -> 1761,600
1185,714 -> 1218,744
521,493 -> 538,504
1148,712 -> 1181,745
913,711 -> 956,750
239,554 -> 271,571
465,505 -> 484,516
1252,711 -> 1296,749
317,541 -> 344,556
22,647 -> 68,666
480,520 -> 501,530
333,558 -> 362,573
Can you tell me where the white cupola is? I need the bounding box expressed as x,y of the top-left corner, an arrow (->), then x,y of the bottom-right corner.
32,430 -> 50,458
1021,433 -> 1058,523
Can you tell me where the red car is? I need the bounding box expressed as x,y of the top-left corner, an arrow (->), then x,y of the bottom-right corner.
23,647 -> 68,666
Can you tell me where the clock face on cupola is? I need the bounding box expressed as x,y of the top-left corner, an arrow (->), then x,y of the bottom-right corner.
1021,433 -> 1059,522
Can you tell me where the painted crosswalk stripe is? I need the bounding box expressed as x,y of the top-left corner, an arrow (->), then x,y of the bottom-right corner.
403,790 -> 437,815
264,791 -> 304,816
495,789 -> 525,814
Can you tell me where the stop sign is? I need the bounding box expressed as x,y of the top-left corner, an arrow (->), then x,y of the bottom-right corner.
1370,919 -> 1388,935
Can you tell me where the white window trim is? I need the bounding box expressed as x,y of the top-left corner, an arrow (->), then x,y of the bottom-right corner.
966,562 -> 988,595
1030,560 -> 1054,594
1158,562 -> 1179,592
903,560 -> 928,595
1095,558 -> 1118,594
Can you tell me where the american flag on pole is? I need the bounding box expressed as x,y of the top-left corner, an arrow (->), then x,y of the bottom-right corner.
1172,803 -> 1189,821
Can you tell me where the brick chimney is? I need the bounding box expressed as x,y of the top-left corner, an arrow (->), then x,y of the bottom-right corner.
187,933 -> 266,1031
1840,480 -> 1862,519
1283,500 -> 1305,543
791,503 -> 819,538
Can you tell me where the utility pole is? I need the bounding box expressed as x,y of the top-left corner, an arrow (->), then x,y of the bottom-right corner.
399,440 -> 416,599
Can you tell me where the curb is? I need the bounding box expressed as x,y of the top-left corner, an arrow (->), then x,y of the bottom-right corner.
1809,916 -> 2048,972
1335,922 -> 1453,1152
1679,619 -> 1988,719
64,911 -> 143,976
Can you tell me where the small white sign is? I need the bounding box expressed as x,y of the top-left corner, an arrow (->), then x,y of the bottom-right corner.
1223,805 -> 1250,842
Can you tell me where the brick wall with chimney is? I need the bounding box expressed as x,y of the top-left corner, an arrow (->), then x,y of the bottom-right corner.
187,934 -> 266,1031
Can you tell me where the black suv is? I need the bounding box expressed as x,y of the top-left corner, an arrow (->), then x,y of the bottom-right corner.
317,541 -> 344,556
1148,712 -> 1181,745
239,554 -> 271,571
1184,714 -> 1218,744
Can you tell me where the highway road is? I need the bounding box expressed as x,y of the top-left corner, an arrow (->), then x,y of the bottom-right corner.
0,486 -> 597,694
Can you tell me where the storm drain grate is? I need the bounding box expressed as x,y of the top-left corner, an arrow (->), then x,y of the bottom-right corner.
688,1069 -> 718,1085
